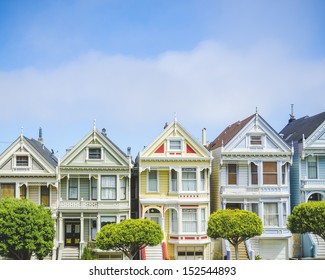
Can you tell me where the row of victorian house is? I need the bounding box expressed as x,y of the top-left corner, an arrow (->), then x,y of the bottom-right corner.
1,111 -> 325,260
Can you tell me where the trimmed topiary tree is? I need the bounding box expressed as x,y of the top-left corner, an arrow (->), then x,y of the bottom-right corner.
207,209 -> 263,260
95,218 -> 164,260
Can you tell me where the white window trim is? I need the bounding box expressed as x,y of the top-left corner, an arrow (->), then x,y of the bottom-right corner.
248,134 -> 265,148
147,170 -> 159,193
13,153 -> 31,170
87,146 -> 104,161
167,137 -> 184,152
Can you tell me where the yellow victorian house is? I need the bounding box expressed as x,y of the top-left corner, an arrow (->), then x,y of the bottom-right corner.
134,119 -> 212,260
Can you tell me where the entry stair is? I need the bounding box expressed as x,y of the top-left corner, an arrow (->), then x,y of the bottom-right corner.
61,247 -> 80,260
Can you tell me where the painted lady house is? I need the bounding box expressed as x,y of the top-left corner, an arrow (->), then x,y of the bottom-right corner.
208,112 -> 293,260
0,128 -> 58,259
133,118 -> 212,260
55,125 -> 133,260
280,110 -> 325,259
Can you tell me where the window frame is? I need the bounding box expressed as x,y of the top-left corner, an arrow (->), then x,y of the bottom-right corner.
182,209 -> 198,233
1,183 -> 15,198
88,147 -> 102,160
307,156 -> 318,179
250,135 -> 263,146
182,168 -> 197,192
264,202 -> 279,227
147,170 -> 159,192
170,169 -> 178,192
250,162 -> 258,185
40,185 -> 50,206
227,164 -> 237,185
68,178 -> 78,200
101,175 -> 117,200
263,162 -> 278,185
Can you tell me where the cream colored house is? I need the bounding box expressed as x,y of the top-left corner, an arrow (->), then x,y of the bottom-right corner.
55,126 -> 132,260
134,119 -> 212,260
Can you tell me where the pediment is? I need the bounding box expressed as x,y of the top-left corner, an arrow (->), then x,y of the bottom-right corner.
141,121 -> 210,159
224,115 -> 291,153
305,121 -> 325,148
60,129 -> 130,167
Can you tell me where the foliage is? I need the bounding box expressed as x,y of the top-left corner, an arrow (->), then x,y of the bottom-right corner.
207,209 -> 263,260
0,198 -> 55,260
287,201 -> 325,241
81,245 -> 96,260
95,218 -> 164,260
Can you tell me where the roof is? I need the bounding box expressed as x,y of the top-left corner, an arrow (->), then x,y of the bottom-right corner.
24,137 -> 58,167
279,111 -> 325,144
208,114 -> 255,151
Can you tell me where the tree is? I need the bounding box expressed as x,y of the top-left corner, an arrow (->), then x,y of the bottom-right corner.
287,201 -> 325,241
95,218 -> 164,260
207,209 -> 263,260
0,198 -> 55,260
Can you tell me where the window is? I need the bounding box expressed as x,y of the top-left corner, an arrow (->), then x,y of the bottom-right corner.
250,203 -> 259,216
20,184 -> 27,199
41,186 -> 50,206
182,209 -> 197,232
171,169 -> 178,192
120,177 -> 127,200
251,163 -> 258,185
101,216 -> 116,228
283,203 -> 287,226
282,165 -> 286,185
200,170 -> 206,191
120,216 -> 127,222
169,140 -> 181,150
263,162 -> 277,185
148,170 -> 158,192
250,135 -> 262,145
69,178 -> 78,200
101,175 -> 116,200
91,177 -> 97,200
264,203 -> 279,227
228,164 -> 237,185
182,168 -> 196,191
308,156 -> 317,179
171,209 -> 177,233
88,148 -> 101,159
201,208 -> 206,232
16,156 -> 29,166
91,220 -> 97,240
1,184 -> 15,198
177,246 -> 204,260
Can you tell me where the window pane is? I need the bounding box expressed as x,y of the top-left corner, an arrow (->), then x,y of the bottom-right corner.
250,136 -> 262,145
89,148 -> 101,159
171,170 -> 178,192
228,164 -> 237,185
200,170 -> 206,191
101,216 -> 116,227
148,171 -> 158,192
1,184 -> 15,198
69,179 -> 78,200
263,162 -> 277,185
308,157 -> 317,179
264,203 -> 279,226
182,168 -> 196,191
182,209 -> 197,232
41,186 -> 50,206
101,176 -> 116,200
91,178 -> 97,200
171,209 -> 177,233
120,178 -> 126,200
251,163 -> 258,185
16,156 -> 29,166
170,140 -> 181,150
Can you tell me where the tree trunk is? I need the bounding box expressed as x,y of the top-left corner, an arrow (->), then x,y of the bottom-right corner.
234,243 -> 239,260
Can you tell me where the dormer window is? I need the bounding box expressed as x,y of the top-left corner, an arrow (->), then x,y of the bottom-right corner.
88,148 -> 101,159
16,156 -> 29,166
250,135 -> 262,146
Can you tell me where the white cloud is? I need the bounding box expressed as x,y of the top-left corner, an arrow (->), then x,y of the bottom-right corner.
1,40 -> 325,155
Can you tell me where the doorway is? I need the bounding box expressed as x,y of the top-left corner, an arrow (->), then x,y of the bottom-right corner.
65,221 -> 80,246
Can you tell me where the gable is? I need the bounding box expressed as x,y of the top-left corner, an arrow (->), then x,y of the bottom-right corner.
223,114 -> 291,154
304,121 -> 325,149
141,121 -> 210,159
60,129 -> 130,168
0,136 -> 56,174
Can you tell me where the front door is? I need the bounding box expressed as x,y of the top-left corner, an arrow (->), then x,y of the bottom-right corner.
65,221 -> 80,246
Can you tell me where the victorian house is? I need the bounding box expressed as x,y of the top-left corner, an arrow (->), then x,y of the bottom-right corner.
280,111 -> 325,258
208,112 -> 293,260
0,129 -> 58,258
55,125 -> 133,260
134,119 -> 212,260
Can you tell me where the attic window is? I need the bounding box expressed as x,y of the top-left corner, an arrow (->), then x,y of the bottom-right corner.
89,148 -> 101,159
169,140 -> 182,150
16,156 -> 29,166
250,136 -> 262,146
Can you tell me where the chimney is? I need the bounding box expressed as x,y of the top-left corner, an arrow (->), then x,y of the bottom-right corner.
202,128 -> 207,146
38,127 -> 44,143
127,147 -> 131,156
289,104 -> 296,123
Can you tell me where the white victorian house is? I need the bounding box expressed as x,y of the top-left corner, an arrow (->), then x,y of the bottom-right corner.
208,112 -> 293,260
55,126 -> 133,260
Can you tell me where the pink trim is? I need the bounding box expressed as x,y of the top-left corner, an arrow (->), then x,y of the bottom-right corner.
141,246 -> 146,260
162,242 -> 169,260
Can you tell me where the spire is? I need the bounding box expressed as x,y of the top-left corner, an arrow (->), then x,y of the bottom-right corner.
93,119 -> 96,131
173,112 -> 177,136
38,127 -> 44,143
289,104 -> 296,123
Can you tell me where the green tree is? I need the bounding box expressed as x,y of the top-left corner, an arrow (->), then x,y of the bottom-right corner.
287,201 -> 325,241
96,218 -> 164,260
0,198 -> 55,260
207,209 -> 263,260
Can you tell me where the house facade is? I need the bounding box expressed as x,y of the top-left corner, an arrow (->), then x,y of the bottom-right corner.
0,130 -> 58,211
280,111 -> 325,258
208,113 -> 293,260
134,119 -> 212,260
55,126 -> 133,260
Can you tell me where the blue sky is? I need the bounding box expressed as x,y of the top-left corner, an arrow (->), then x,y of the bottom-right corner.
0,0 -> 325,159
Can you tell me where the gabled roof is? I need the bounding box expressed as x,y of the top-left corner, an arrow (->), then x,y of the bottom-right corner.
24,137 -> 58,167
279,111 -> 325,144
207,114 -> 255,151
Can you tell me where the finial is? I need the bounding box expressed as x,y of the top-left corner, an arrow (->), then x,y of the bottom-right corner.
174,112 -> 177,122
20,126 -> 24,136
256,107 -> 258,114
93,119 -> 96,130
